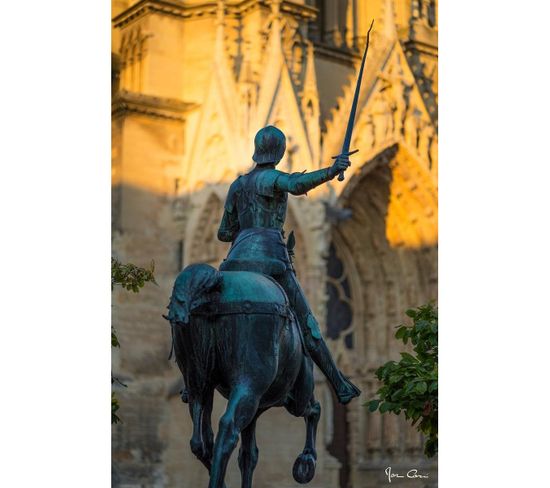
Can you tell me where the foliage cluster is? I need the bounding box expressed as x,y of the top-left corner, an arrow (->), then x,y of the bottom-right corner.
366,303 -> 438,457
111,258 -> 156,424
111,258 -> 157,292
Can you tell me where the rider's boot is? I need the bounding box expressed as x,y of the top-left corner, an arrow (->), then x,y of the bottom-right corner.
303,325 -> 361,405
277,270 -> 360,404
277,271 -> 361,404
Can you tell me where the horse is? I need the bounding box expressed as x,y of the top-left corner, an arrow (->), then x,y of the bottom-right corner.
166,263 -> 321,488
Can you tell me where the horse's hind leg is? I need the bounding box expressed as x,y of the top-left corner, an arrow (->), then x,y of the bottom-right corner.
284,355 -> 321,484
238,425 -> 258,488
189,388 -> 229,488
238,411 -> 263,488
189,388 -> 212,467
292,396 -> 321,484
209,386 -> 260,488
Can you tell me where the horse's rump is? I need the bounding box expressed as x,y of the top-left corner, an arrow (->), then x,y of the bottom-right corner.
168,263 -> 319,488
169,265 -> 303,401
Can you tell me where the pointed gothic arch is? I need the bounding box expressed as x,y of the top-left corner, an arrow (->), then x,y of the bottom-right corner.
324,144 -> 437,476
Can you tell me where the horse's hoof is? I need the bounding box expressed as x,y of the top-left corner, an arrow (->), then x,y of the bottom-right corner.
292,452 -> 316,484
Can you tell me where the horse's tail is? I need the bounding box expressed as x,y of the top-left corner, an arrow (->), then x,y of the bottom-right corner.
165,264 -> 222,392
166,263 -> 222,325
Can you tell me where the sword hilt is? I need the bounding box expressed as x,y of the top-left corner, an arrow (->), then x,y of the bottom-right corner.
333,149 -> 359,181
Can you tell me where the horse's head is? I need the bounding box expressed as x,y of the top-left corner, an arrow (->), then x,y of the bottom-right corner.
165,264 -> 222,325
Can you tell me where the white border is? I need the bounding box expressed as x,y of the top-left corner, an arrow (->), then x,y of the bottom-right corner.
0,1 -> 549,487
0,1 -> 111,487
440,1 -> 550,486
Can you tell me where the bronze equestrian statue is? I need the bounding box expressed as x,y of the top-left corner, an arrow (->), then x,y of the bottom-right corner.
166,126 -> 360,488
167,25 -> 373,488
166,23 -> 376,487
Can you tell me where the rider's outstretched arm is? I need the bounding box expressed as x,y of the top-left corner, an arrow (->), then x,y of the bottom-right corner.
274,154 -> 351,196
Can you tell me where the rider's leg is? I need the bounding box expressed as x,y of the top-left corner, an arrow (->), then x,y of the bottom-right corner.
277,270 -> 361,404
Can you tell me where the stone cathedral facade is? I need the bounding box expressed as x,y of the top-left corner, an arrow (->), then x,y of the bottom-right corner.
111,1 -> 438,487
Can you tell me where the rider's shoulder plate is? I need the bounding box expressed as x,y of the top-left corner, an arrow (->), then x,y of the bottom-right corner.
256,169 -> 286,197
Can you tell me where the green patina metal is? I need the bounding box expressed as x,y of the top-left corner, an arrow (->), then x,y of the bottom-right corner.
166,126 -> 362,488
217,126 -> 359,401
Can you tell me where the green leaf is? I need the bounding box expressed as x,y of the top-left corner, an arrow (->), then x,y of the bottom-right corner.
400,352 -> 416,362
389,373 -> 403,384
111,329 -> 120,348
395,326 -> 407,339
391,389 -> 404,401
416,319 -> 430,331
415,381 -> 428,394
112,392 -> 122,424
367,400 -> 381,412
379,402 -> 392,413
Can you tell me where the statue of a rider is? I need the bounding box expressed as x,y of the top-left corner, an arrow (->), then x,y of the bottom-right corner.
217,125 -> 361,404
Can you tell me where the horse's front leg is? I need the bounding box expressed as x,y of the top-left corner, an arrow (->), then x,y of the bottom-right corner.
238,410 -> 264,488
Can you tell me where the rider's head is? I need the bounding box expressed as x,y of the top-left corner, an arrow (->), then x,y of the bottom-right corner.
252,126 -> 286,165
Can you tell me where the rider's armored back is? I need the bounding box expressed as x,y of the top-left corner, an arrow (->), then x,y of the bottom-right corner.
221,168 -> 293,276
230,169 -> 288,231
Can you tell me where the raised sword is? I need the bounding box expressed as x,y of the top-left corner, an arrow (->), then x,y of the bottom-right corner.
336,19 -> 375,181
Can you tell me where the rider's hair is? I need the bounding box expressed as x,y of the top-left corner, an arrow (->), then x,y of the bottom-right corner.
252,126 -> 286,165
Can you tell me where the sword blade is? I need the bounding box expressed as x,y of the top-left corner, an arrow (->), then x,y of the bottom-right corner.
338,19 -> 375,181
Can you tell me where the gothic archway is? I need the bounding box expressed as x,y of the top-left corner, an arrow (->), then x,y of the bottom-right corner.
326,144 -> 438,485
